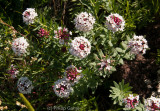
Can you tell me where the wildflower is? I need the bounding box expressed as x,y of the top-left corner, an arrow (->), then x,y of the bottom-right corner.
16,101 -> 27,108
54,27 -> 72,44
74,12 -> 95,32
4,47 -> 9,51
64,65 -> 83,85
0,106 -> 8,110
123,94 -> 139,109
38,28 -> 50,38
0,100 -> 8,110
97,56 -> 112,71
69,36 -> 91,59
128,35 -> 149,55
3,106 -> 8,110
53,78 -> 73,98
12,37 -> 29,56
17,77 -> 34,94
105,13 -> 125,32
22,8 -> 38,25
145,96 -> 160,110
16,101 -> 21,106
8,64 -> 19,79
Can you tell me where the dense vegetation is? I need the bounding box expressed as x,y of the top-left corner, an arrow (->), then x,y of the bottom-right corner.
0,0 -> 160,110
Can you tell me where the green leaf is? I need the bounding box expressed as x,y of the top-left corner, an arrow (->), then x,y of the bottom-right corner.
110,67 -> 116,71
119,58 -> 124,64
37,58 -> 42,63
98,49 -> 104,58
108,40 -> 113,47
116,47 -> 123,52
121,42 -> 127,49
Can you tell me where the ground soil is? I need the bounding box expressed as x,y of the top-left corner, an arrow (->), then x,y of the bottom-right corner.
113,20 -> 160,98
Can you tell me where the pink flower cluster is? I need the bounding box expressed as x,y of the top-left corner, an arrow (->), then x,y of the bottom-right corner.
97,56 -> 111,71
105,13 -> 125,32
69,36 -> 91,59
38,28 -> 50,38
53,78 -> 72,98
22,8 -> 38,25
74,12 -> 95,32
123,94 -> 139,109
8,64 -> 19,79
128,35 -> 149,55
64,65 -> 83,85
54,27 -> 72,44
53,65 -> 83,98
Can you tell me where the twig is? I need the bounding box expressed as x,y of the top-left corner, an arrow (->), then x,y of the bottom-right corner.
0,18 -> 25,37
62,0 -> 68,25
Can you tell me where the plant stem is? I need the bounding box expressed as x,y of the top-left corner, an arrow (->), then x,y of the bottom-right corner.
19,93 -> 35,111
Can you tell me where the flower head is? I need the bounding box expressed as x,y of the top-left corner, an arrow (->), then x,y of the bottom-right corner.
105,13 -> 125,32
22,8 -> 38,25
8,64 -> 19,79
64,65 -> 83,85
53,78 -> 73,98
38,28 -> 49,38
69,36 -> 91,59
145,96 -> 160,110
123,94 -> 139,109
12,37 -> 29,56
54,27 -> 72,44
17,77 -> 34,94
97,56 -> 112,71
128,35 -> 149,55
74,12 -> 95,32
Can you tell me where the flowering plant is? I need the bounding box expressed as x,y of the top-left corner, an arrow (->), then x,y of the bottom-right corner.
11,37 -> 29,56
0,0 -> 155,110
74,12 -> 95,32
128,35 -> 149,55
54,27 -> 72,44
105,13 -> 125,32
69,36 -> 91,59
123,94 -> 139,109
22,8 -> 38,25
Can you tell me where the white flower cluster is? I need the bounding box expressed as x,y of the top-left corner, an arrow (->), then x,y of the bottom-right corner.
12,37 -> 29,56
74,12 -> 95,32
145,96 -> 160,111
17,77 -> 34,94
128,35 -> 149,55
123,94 -> 139,109
64,65 -> 83,85
105,13 -> 125,32
22,8 -> 38,25
8,64 -> 19,79
53,78 -> 73,98
54,27 -> 72,44
53,65 -> 83,98
69,36 -> 91,59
